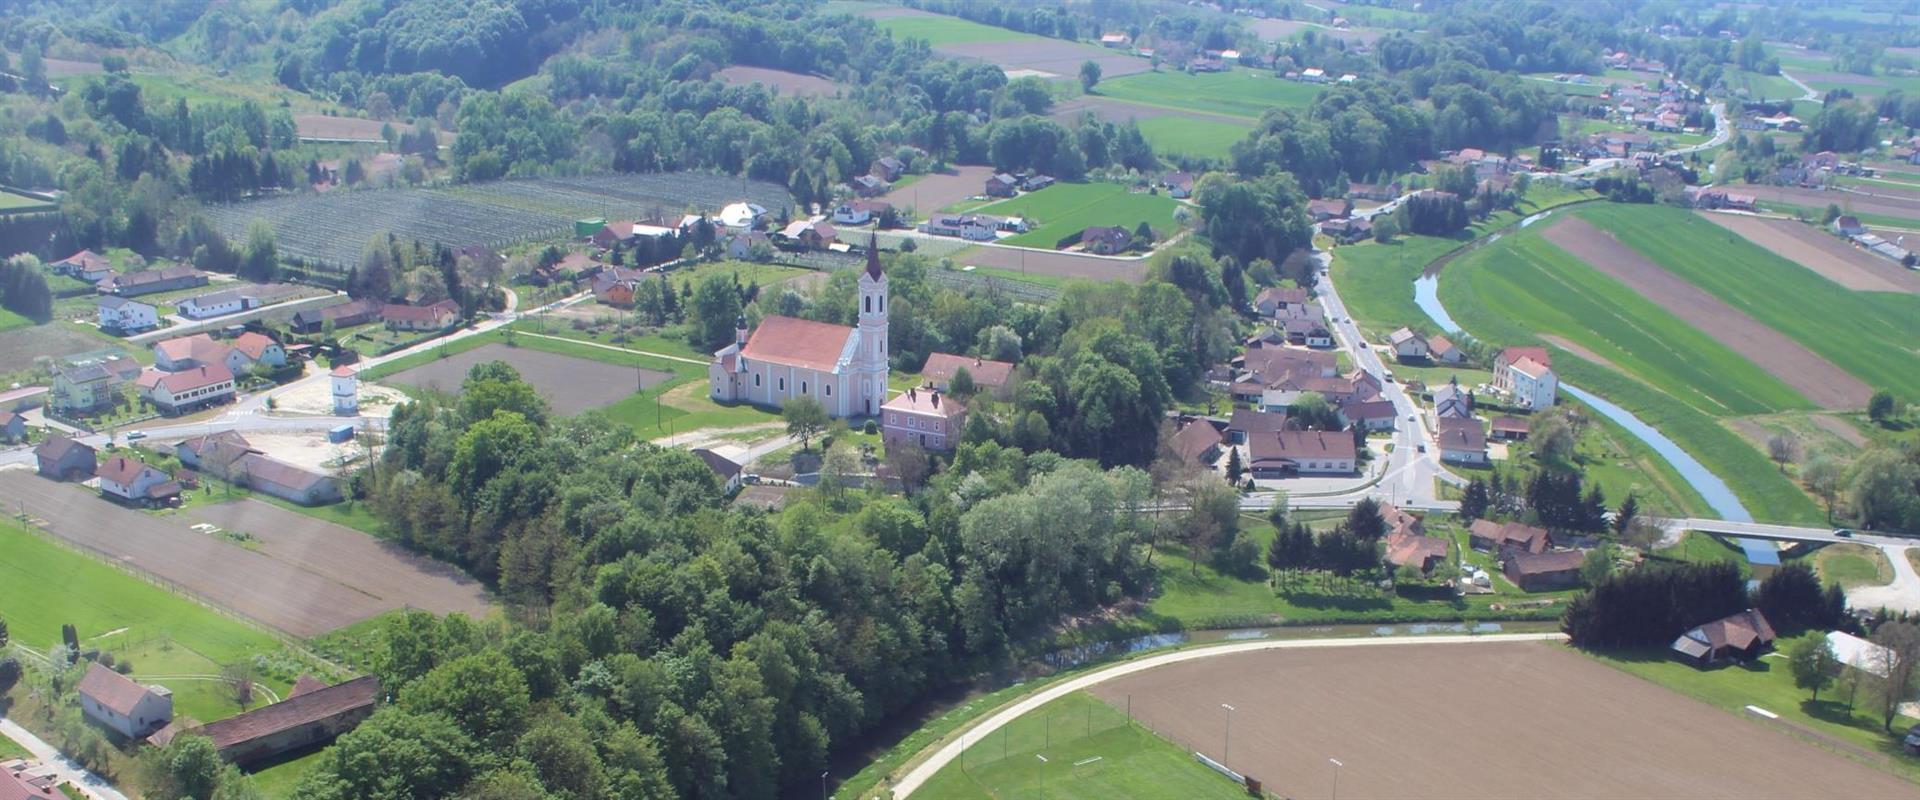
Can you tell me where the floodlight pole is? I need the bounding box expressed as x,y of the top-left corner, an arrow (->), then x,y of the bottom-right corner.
1035,754 -> 1049,799
1329,757 -> 1344,800
1220,703 -> 1236,770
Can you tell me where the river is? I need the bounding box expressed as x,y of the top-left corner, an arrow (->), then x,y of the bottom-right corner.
1409,217 -> 1756,523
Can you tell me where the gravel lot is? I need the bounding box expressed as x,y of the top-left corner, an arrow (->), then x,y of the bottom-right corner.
378,343 -> 671,416
1091,640 -> 1917,799
0,470 -> 488,636
1545,216 -> 1871,409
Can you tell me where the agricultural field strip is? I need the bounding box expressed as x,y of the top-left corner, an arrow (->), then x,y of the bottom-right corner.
1543,214 -> 1869,410
1447,225 -> 1807,415
206,174 -> 792,269
1581,204 -> 1920,403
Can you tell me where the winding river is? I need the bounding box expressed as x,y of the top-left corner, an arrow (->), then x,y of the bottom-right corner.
1411,209 -> 1755,523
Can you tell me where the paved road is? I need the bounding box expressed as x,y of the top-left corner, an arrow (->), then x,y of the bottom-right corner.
887,632 -> 1567,797
1668,517 -> 1920,611
1779,69 -> 1821,102
0,718 -> 130,800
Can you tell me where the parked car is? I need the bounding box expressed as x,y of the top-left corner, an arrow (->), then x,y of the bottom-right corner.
125,431 -> 147,441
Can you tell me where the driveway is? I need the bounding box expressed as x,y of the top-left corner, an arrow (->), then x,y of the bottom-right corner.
0,718 -> 129,800
1847,545 -> 1920,613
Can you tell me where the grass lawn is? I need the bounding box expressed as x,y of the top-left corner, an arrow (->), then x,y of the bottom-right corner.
661,259 -> 811,295
1331,185 -> 1595,339
1759,201 -> 1920,231
1582,203 -> 1920,403
1133,115 -> 1248,160
974,183 -> 1182,248
1655,530 -> 1753,577
1726,69 -> 1805,102
249,748 -> 326,799
1503,398 -> 1713,518
0,738 -> 26,759
913,691 -> 1250,800
873,12 -> 1044,46
1441,221 -> 1812,417
0,189 -> 56,213
1588,637 -> 1920,781
0,308 -> 31,333
1814,543 -> 1893,589
1096,70 -> 1322,120
0,519 -> 280,664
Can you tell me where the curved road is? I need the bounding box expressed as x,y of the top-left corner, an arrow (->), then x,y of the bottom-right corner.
888,632 -> 1566,797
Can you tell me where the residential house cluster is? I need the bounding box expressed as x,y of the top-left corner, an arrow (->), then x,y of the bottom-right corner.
49,354 -> 142,415
1470,518 -> 1585,592
134,332 -> 288,414
1687,186 -> 1757,211
1429,375 -> 1487,465
1492,346 -> 1557,410
1602,50 -> 1667,74
918,212 -> 1027,241
854,156 -> 908,198
1250,286 -> 1333,348
984,171 -> 1055,199
176,430 -> 342,505
1387,327 -> 1462,364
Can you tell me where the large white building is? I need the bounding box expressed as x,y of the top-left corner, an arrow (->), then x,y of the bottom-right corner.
1493,346 -> 1557,410
709,244 -> 889,417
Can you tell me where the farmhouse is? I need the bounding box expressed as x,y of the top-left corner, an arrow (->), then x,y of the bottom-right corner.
1321,216 -> 1373,243
1432,377 -> 1473,420
1435,417 -> 1488,464
176,289 -> 258,320
1261,370 -> 1377,409
1282,317 -> 1334,347
50,363 -> 118,414
1339,399 -> 1396,431
780,219 -> 839,250
1080,225 -> 1133,255
96,296 -> 159,334
1226,408 -> 1288,444
53,250 -> 115,282
1670,609 -> 1776,667
985,173 -> 1018,198
919,213 -> 998,241
1163,171 -> 1194,199
153,333 -> 231,372
381,299 -> 460,331
230,332 -> 287,370
1469,519 -> 1551,555
1307,198 -> 1351,221
175,430 -> 254,471
1427,334 -> 1461,363
1502,549 -> 1584,591
1166,417 -> 1224,468
35,436 -> 96,480
1386,532 -> 1450,576
1247,430 -> 1357,477
852,174 -> 889,197
77,662 -> 173,739
137,364 -> 236,414
1389,327 -> 1429,360
881,387 -> 965,452
692,448 -> 745,493
1253,286 -> 1312,319
871,156 -> 906,182
727,231 -> 772,259
97,265 -> 207,297
97,455 -> 180,506
193,676 -> 379,766
1833,216 -> 1866,237
290,298 -> 381,333
1379,502 -> 1424,537
919,352 -> 1015,394
1501,355 -> 1557,409
710,245 -> 889,417
832,200 -> 892,225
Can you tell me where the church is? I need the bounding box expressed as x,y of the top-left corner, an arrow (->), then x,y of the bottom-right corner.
708,242 -> 889,418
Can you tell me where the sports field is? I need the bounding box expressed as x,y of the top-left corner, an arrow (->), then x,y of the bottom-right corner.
1087,641 -> 1917,798
1097,70 -> 1322,120
975,182 -> 1182,249
912,691 -> 1253,800
1574,205 -> 1920,403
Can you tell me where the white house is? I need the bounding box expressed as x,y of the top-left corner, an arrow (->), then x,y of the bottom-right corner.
832,203 -> 873,225
727,231 -> 771,260
692,448 -> 745,493
918,214 -> 998,241
176,289 -> 256,320
709,244 -> 889,418
1389,327 -> 1429,360
1435,417 -> 1489,465
1505,357 -> 1558,409
137,364 -> 236,413
96,455 -> 174,504
229,332 -> 287,372
77,662 -> 173,739
96,296 -> 159,334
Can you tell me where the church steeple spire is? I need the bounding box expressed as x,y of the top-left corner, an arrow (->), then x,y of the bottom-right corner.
865,232 -> 884,280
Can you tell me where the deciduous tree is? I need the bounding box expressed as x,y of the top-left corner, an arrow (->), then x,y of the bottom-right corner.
783,396 -> 829,451
1789,635 -> 1838,703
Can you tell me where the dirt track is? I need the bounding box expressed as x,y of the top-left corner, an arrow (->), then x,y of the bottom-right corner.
0,471 -> 490,636
380,343 -> 670,416
1544,216 -> 1871,410
1698,212 -> 1920,294
1092,641 -> 1917,799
